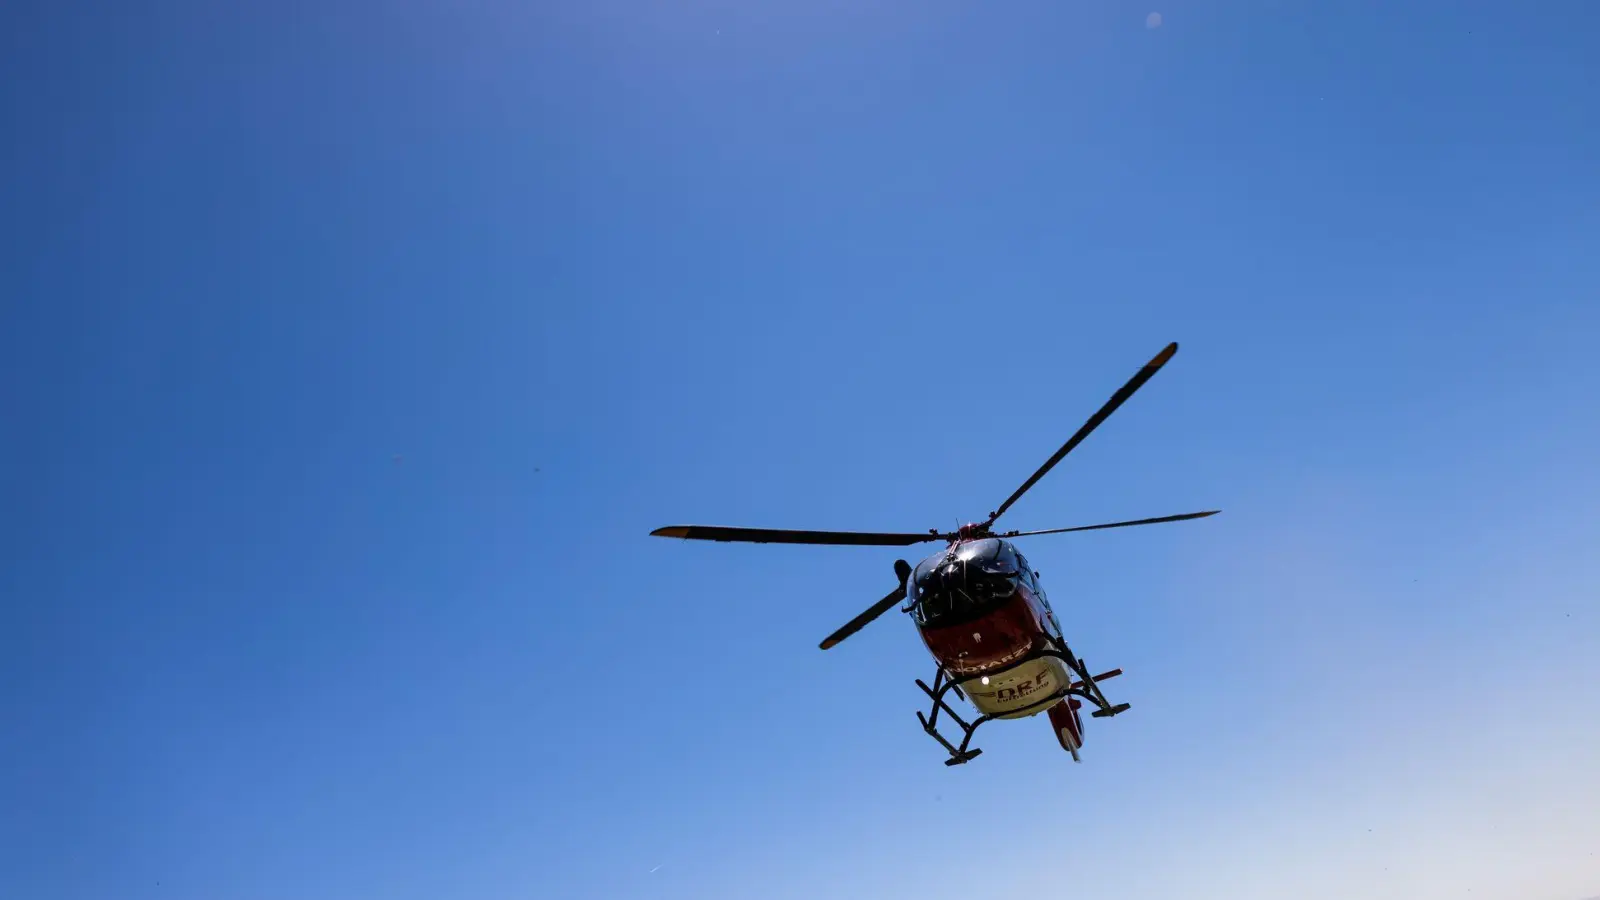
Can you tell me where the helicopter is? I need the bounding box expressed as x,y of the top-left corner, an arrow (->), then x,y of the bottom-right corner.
650,342 -> 1218,766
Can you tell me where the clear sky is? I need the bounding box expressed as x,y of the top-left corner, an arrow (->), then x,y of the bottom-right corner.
3,2 -> 1598,899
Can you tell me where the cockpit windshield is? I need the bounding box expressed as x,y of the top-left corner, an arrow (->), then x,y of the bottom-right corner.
908,538 -> 1022,627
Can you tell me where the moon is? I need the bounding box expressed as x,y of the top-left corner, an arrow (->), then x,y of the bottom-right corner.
1146,11 -> 1163,28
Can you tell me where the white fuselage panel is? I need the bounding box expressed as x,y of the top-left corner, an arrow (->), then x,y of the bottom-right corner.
961,656 -> 1071,719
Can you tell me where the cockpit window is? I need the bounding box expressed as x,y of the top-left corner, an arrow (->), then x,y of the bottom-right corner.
952,538 -> 1020,576
909,539 -> 1022,627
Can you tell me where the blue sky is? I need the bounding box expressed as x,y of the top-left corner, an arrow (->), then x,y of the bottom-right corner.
3,2 -> 1598,898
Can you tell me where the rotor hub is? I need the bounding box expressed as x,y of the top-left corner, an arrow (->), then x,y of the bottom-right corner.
956,522 -> 988,541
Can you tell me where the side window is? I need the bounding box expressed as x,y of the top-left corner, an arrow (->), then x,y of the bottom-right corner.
911,570 -> 947,624
1017,551 -> 1060,633
1016,553 -> 1036,591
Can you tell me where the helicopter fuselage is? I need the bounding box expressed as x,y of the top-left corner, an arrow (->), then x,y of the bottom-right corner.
906,535 -> 1075,721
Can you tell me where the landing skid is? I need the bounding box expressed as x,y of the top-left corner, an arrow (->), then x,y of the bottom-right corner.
914,633 -> 1129,766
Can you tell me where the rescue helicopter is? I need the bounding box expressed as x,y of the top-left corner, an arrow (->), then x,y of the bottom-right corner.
651,342 -> 1218,766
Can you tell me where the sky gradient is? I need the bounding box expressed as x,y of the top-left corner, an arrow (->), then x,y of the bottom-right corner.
3,2 -> 1598,899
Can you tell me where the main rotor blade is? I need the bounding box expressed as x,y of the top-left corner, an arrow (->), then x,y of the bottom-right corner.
819,585 -> 906,649
998,509 -> 1220,538
820,560 -> 914,650
651,525 -> 942,546
985,342 -> 1180,526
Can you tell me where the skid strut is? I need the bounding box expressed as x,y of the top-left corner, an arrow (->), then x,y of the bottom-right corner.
914,634 -> 1130,766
